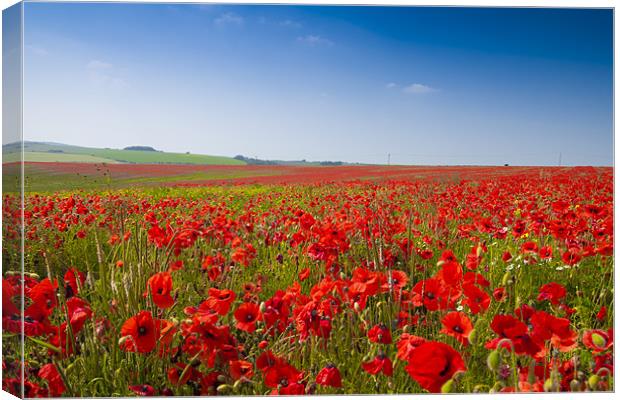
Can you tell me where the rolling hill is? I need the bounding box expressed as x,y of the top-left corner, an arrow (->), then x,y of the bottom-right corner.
2,141 -> 246,165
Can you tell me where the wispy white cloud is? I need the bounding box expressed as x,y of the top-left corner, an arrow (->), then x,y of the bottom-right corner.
402,83 -> 437,94
280,19 -> 302,28
215,12 -> 244,27
87,60 -> 113,70
26,45 -> 49,56
86,60 -> 125,89
385,82 -> 397,89
297,35 -> 334,47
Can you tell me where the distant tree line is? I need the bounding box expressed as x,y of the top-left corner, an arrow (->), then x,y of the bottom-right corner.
234,155 -> 345,166
234,155 -> 278,165
124,146 -> 158,152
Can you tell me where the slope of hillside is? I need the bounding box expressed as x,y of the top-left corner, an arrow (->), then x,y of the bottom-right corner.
2,141 -> 246,165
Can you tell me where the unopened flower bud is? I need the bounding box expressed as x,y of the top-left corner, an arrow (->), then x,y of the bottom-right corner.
588,374 -> 600,390
487,350 -> 501,371
441,379 -> 454,393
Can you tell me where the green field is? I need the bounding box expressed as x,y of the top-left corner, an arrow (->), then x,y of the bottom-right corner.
3,142 -> 246,165
3,151 -> 120,164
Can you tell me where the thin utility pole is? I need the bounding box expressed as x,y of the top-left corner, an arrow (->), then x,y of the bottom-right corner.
387,153 -> 391,166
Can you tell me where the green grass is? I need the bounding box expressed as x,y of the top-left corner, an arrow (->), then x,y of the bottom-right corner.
3,142 -> 246,165
7,164 -> 278,193
3,151 -> 120,164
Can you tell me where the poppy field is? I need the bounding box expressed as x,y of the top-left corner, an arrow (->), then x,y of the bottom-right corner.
1,165 -> 614,396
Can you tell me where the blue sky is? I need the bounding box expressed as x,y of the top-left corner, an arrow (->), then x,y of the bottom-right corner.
22,3 -> 613,165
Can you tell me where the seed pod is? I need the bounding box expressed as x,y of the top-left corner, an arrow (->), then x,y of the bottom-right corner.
591,333 -> 607,348
487,350 -> 501,371
569,379 -> 581,392
217,375 -> 227,383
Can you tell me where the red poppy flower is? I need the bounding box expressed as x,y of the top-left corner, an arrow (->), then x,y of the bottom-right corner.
120,311 -> 159,353
38,363 -> 65,397
273,382 -> 306,395
257,350 -> 285,371
316,364 -> 342,388
597,306 -> 607,321
66,296 -> 93,333
521,241 -> 538,254
145,272 -> 175,309
362,353 -> 393,376
411,278 -> 449,311
396,333 -> 427,361
29,278 -> 59,316
486,314 -> 541,356
367,323 -> 392,344
538,246 -> 553,259
537,282 -> 566,305
381,269 -> 409,292
230,360 -> 254,381
64,268 -> 86,298
234,302 -> 261,333
167,363 -> 197,386
583,329 -> 613,353
405,341 -> 466,393
299,267 -> 310,281
562,249 -> 581,265
530,311 -> 577,353
493,287 -> 507,302
204,288 -> 236,316
129,385 -> 156,396
440,311 -> 473,345
462,283 -> 490,315
263,362 -> 303,388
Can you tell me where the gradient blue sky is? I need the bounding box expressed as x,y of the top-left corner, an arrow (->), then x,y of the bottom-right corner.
22,3 -> 613,165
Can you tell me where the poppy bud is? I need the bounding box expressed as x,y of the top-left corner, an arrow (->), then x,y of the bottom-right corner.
487,350 -> 500,371
587,374 -> 600,390
570,379 -> 581,392
216,384 -> 232,394
217,375 -> 227,383
544,378 -> 558,392
441,379 -> 454,393
502,272 -> 512,286
354,302 -> 361,313
259,302 -> 266,313
258,340 -> 268,349
468,329 -> 477,345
